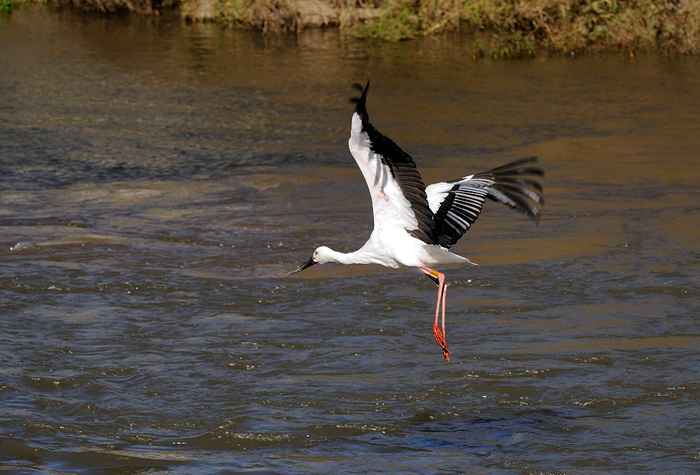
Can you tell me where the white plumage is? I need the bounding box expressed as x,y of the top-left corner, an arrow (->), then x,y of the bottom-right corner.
289,81 -> 544,361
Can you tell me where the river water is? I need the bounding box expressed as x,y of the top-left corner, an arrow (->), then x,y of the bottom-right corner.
1,8 -> 699,474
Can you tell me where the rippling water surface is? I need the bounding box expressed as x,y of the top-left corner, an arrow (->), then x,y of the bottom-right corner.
1,9 -> 700,474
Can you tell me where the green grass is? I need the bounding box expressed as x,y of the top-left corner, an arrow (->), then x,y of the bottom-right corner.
351,0 -> 700,55
354,0 -> 420,40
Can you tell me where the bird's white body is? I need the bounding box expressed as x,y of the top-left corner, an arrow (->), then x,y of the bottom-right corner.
289,81 -> 544,361
312,231 -> 469,270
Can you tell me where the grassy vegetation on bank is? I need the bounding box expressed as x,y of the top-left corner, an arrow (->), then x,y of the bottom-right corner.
5,0 -> 700,56
352,0 -> 700,55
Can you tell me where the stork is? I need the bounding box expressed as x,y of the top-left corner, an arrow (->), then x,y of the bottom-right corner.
289,81 -> 544,361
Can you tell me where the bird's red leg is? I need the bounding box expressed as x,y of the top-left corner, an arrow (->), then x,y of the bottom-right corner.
441,283 -> 447,346
420,266 -> 451,362
436,281 -> 450,362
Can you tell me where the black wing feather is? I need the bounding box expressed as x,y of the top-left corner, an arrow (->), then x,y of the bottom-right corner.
432,157 -> 545,248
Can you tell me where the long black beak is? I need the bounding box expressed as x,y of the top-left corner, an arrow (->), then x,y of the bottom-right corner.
287,257 -> 317,275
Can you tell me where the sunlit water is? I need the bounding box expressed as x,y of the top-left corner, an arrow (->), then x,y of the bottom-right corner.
1,9 -> 700,474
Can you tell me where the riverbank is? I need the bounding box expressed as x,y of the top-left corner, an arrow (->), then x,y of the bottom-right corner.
4,0 -> 699,56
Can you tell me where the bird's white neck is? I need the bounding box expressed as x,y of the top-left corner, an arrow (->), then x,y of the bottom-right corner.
315,245 -> 398,268
321,247 -> 372,265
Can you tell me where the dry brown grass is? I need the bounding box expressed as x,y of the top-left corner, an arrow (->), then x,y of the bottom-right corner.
460,0 -> 700,55
350,0 -> 700,55
13,0 -> 700,54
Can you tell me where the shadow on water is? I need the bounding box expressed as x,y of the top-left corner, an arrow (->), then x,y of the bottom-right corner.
1,6 -> 700,475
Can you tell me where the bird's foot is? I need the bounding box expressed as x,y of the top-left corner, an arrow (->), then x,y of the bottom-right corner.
433,325 -> 451,362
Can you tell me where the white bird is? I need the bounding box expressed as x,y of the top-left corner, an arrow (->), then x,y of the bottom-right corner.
288,81 -> 544,361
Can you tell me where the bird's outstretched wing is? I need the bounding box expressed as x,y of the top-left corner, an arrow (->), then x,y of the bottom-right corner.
348,81 -> 436,244
426,157 -> 545,249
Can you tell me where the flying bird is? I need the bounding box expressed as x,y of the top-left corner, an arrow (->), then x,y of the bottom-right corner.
288,81 -> 544,361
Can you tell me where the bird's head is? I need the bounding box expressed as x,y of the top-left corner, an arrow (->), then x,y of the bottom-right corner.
287,246 -> 335,275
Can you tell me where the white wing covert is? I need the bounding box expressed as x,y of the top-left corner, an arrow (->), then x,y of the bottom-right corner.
347,82 -> 436,245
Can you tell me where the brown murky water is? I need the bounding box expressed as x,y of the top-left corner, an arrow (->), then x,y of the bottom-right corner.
1,8 -> 700,474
